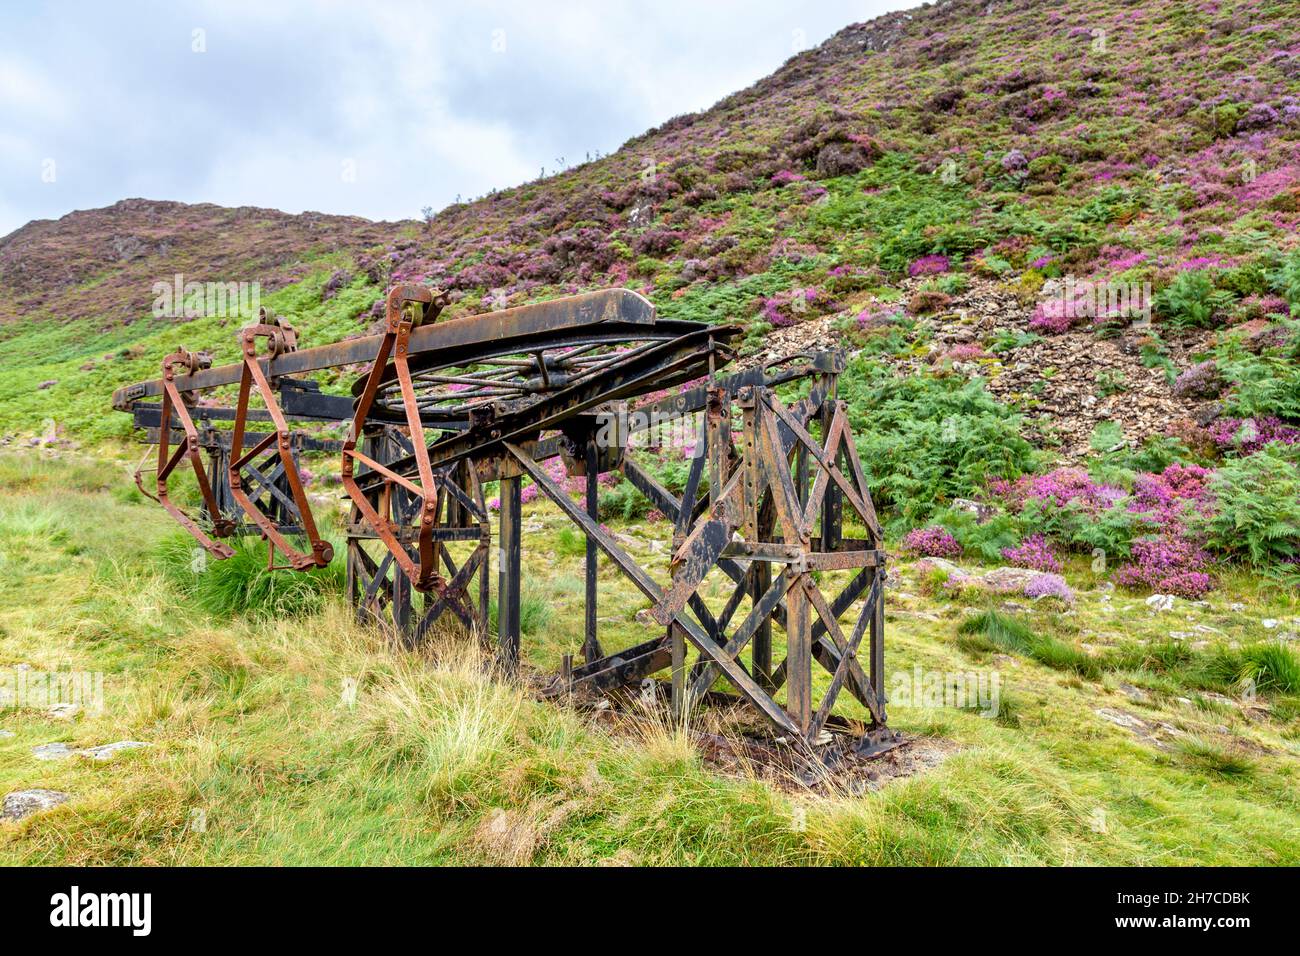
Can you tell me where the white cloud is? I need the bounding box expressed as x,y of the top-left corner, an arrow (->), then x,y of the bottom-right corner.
0,0 -> 906,237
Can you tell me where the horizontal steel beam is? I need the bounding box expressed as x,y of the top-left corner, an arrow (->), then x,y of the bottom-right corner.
113,288 -> 657,409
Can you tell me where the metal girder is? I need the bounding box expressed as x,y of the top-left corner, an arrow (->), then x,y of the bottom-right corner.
117,283 -> 890,753
228,311 -> 333,571
112,287 -> 657,409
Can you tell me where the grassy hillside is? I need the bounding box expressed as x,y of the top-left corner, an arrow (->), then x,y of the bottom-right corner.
3,0 -> 1297,446
1,453 -> 1297,864
1,0 -> 1298,862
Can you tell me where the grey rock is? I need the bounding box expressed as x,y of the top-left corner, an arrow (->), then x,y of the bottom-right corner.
1118,683 -> 1148,703
79,741 -> 151,761
1145,594 -> 1175,612
915,557 -> 966,578
2,789 -> 71,821
32,743 -> 74,761
1096,708 -> 1148,731
980,566 -> 1041,593
32,740 -> 151,762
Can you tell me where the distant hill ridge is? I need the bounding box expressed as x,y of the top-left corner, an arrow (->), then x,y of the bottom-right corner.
2,0 -> 1297,442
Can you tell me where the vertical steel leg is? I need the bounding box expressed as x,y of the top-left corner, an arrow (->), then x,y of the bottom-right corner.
479,530 -> 491,641
785,568 -> 812,735
820,400 -> 843,552
393,556 -> 411,640
870,566 -> 886,724
583,438 -> 601,663
670,625 -> 686,723
752,499 -> 774,692
497,475 -> 523,669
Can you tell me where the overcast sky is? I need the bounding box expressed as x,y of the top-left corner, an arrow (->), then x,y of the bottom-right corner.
0,1 -> 908,238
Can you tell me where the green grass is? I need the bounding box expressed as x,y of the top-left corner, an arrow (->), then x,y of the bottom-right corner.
157,534 -> 347,621
1,452 -> 1299,865
1240,642 -> 1300,695
957,609 -> 1102,679
488,594 -> 554,638
554,526 -> 588,558
1173,738 -> 1256,778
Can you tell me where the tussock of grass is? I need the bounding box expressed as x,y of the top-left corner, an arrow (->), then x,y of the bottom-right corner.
354,638 -> 526,806
956,609 -> 1101,679
1239,642 -> 1300,695
487,594 -> 553,637
0,499 -> 75,545
957,609 -> 1036,653
157,534 -> 346,620
1174,738 -> 1255,778
962,610 -> 1300,702
554,526 -> 587,558
1112,638 -> 1300,698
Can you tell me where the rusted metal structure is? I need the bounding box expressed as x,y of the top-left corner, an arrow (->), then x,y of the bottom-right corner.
115,287 -> 896,754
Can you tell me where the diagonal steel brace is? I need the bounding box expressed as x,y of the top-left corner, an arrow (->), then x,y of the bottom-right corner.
228,310 -> 333,571
134,348 -> 235,560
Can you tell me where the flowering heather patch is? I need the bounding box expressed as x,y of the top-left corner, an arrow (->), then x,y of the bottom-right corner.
902,525 -> 963,558
908,254 -> 951,277
1114,536 -> 1214,598
1178,256 -> 1226,272
1238,294 -> 1290,320
1000,149 -> 1028,173
1238,103 -> 1280,132
1028,297 -> 1088,334
935,343 -> 987,364
1172,360 -> 1223,399
1129,464 -> 1215,526
855,307 -> 903,330
759,286 -> 837,327
1023,573 -> 1074,604
1001,534 -> 1062,573
1102,248 -> 1149,272
991,468 -> 1123,514
1209,417 -> 1300,454
770,169 -> 806,187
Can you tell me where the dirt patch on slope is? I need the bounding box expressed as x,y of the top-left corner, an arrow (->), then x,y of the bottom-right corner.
745,276 -> 1218,462
553,681 -> 956,796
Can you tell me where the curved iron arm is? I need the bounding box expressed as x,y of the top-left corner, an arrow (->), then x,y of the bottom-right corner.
341,285 -> 446,593
133,347 -> 235,560
227,310 -> 334,571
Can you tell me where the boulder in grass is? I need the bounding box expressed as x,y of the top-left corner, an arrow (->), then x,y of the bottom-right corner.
815,142 -> 874,177
78,741 -> 151,761
32,743 -> 74,760
2,789 -> 70,821
915,559 -> 1072,603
